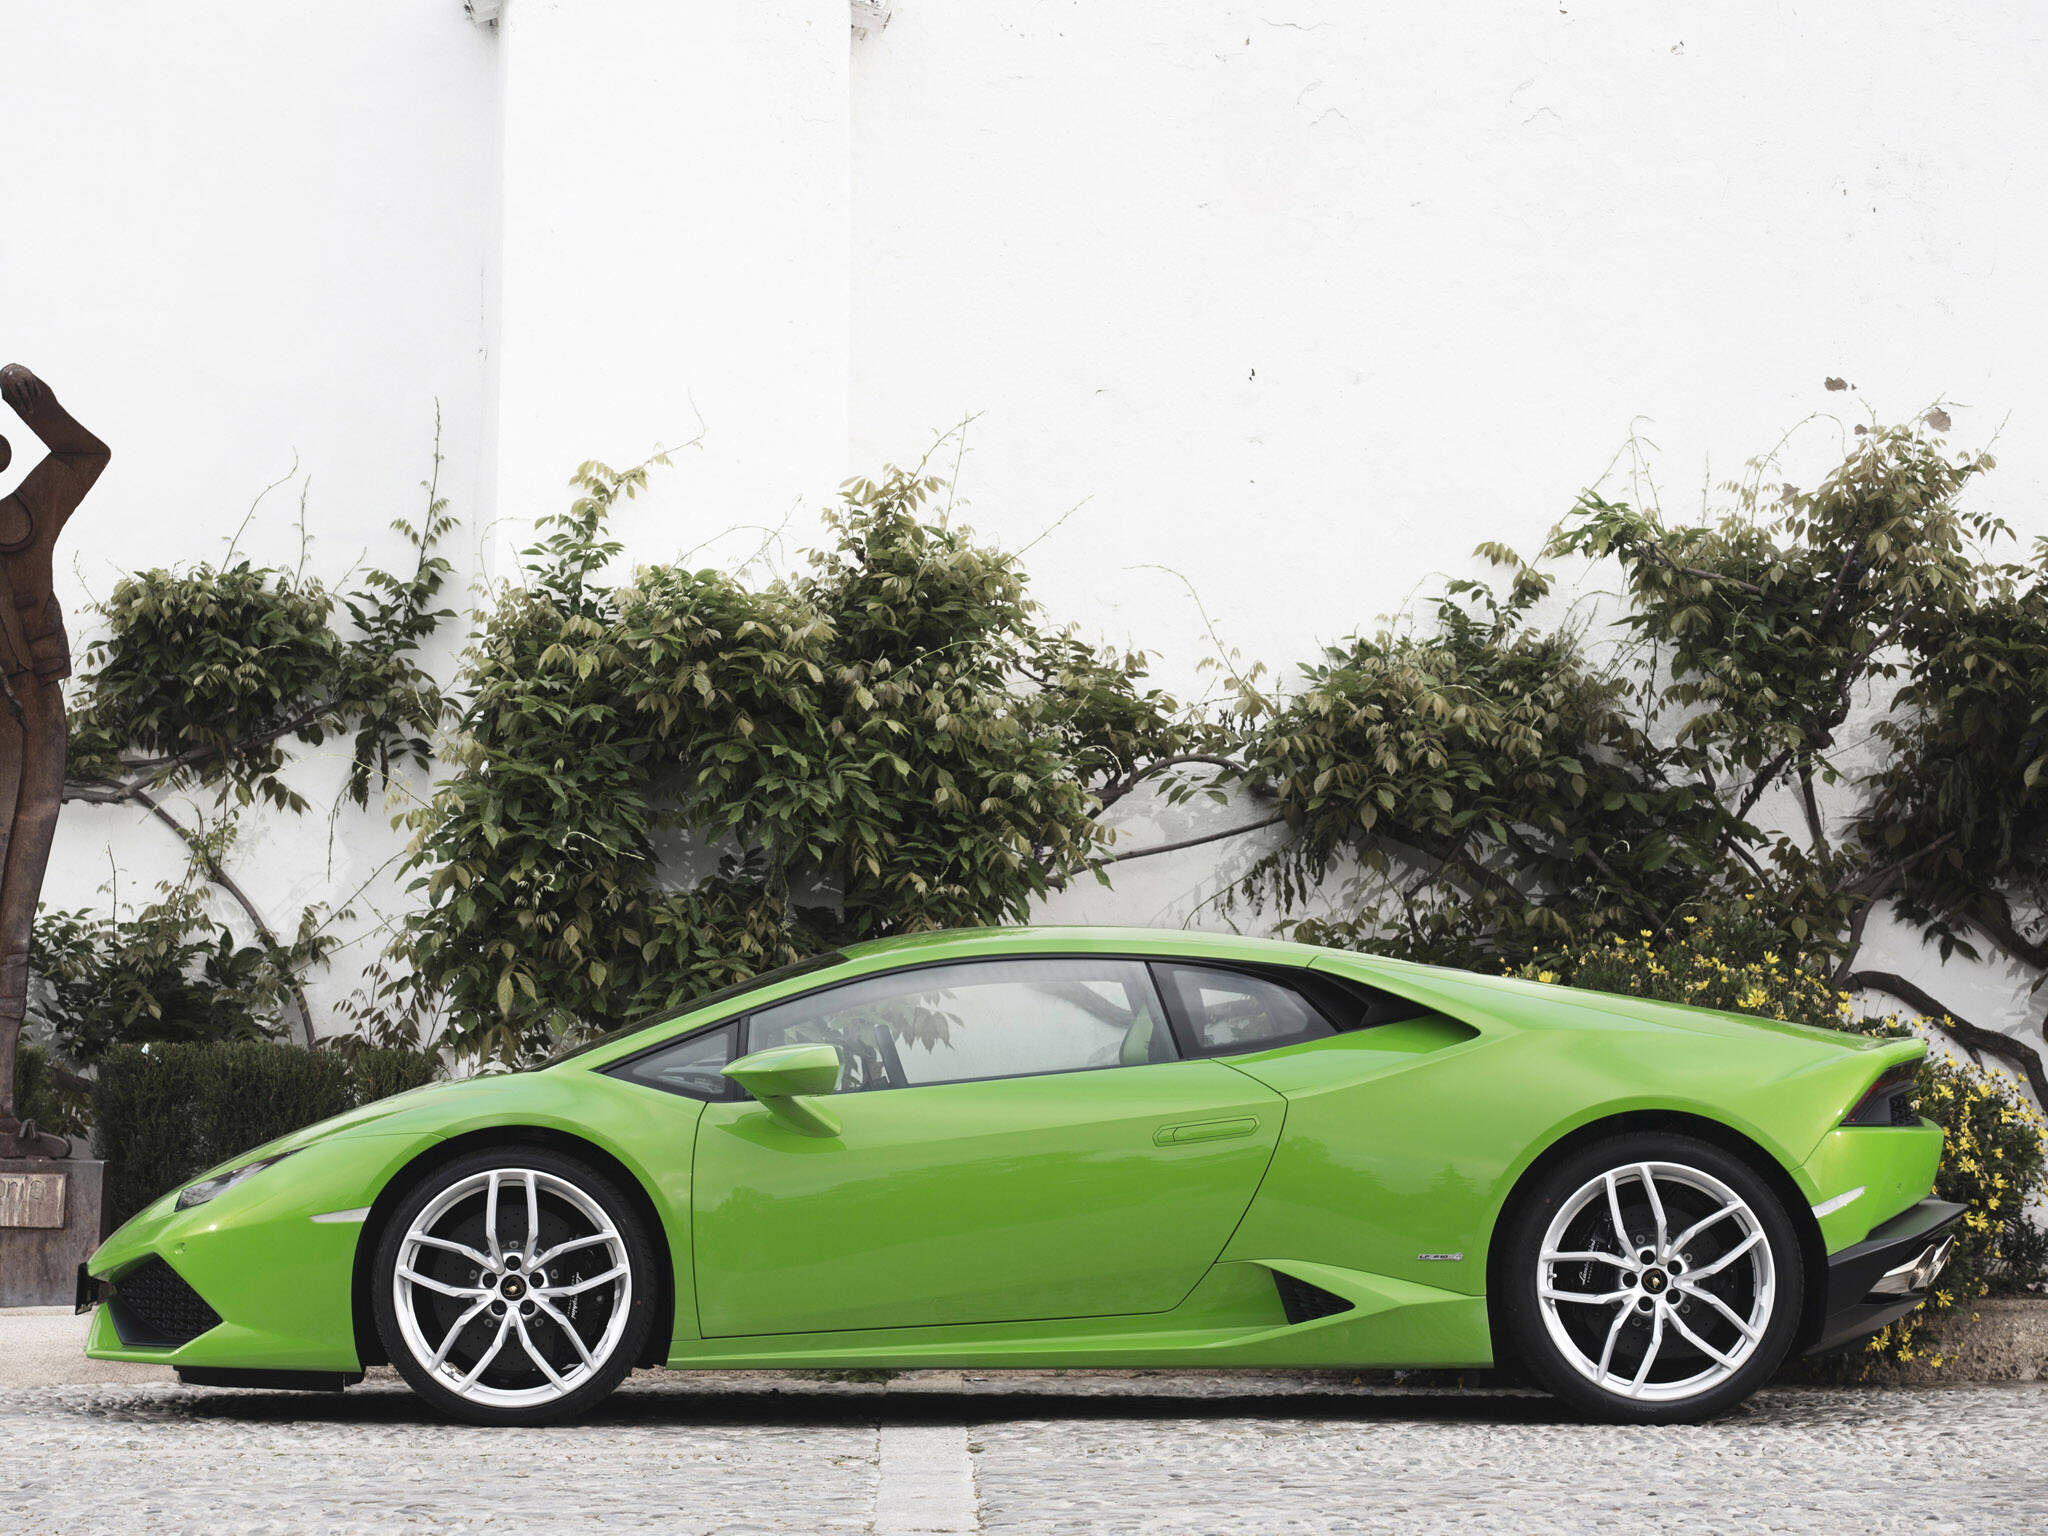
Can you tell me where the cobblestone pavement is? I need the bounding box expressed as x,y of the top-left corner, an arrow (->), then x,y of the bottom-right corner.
4,1371 -> 2043,1535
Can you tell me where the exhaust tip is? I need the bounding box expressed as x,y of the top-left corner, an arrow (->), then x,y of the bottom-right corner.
1869,1233 -> 1957,1299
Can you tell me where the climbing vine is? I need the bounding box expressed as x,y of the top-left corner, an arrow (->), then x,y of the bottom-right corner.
1221,417 -> 2048,1104
37,427 -> 456,1060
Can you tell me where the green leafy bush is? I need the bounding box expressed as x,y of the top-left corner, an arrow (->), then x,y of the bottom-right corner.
68,454 -> 454,813
1513,910 -> 2047,1369
73,564 -> 346,813
39,434 -> 459,1079
368,457 -> 1189,1063
33,888 -> 300,1064
1232,572 -> 1724,966
91,1042 -> 439,1226
1236,420 -> 2048,1108
1513,902 -> 1852,1024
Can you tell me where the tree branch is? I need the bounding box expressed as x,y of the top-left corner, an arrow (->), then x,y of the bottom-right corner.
111,706 -> 334,776
1497,823 -> 1631,901
1094,753 -> 1247,811
1829,860 -> 1915,988
1401,830 -> 1539,909
1844,832 -> 1958,899
1733,747 -> 1795,823
58,779 -> 141,806
1797,765 -> 1831,862
1830,891 -> 1885,990
1095,811 -> 1286,867
1971,912 -> 2048,972
1635,541 -> 1768,597
60,707 -> 341,811
1840,967 -> 2048,1108
130,787 -> 318,1049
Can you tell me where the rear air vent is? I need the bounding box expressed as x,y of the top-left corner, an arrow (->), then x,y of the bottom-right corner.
1273,1271 -> 1355,1325
1844,1066 -> 1921,1128
109,1256 -> 222,1348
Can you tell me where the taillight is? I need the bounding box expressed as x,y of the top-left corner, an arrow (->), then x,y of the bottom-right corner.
1843,1065 -> 1920,1127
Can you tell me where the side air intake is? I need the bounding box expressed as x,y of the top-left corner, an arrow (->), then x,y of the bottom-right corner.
1273,1270 -> 1355,1325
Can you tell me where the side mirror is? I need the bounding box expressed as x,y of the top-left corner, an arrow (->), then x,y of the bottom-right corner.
722,1043 -> 843,1137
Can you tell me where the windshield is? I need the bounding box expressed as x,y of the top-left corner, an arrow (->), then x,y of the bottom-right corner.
544,952 -> 850,1065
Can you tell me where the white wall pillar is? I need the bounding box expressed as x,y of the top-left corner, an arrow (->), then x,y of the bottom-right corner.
492,0 -> 850,570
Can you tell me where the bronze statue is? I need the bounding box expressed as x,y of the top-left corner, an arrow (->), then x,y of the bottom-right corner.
0,365 -> 106,1159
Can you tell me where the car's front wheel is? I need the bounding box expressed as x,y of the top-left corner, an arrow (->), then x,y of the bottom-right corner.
1498,1133 -> 1804,1422
373,1147 -> 658,1424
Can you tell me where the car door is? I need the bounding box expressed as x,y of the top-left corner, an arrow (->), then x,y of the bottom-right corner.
688,956 -> 1286,1338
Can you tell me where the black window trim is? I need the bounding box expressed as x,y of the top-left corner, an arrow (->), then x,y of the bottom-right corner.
598,949 -> 1423,1100
605,1020 -> 746,1103
1148,958 -> 1338,1060
550,951 -> 851,1068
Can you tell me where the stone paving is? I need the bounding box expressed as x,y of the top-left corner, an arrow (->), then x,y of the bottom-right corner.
3,1369 -> 2044,1535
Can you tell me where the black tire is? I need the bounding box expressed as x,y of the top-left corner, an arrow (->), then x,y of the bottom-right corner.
1496,1133 -> 1804,1423
372,1146 -> 659,1425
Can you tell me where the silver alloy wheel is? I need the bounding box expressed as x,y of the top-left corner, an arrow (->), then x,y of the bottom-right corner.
1536,1160 -> 1775,1404
391,1166 -> 633,1409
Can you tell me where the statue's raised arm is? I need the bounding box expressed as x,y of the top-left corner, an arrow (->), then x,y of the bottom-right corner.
0,364 -> 109,551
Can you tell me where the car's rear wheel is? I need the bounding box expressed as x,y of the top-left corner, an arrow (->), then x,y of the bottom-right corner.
1498,1133 -> 1803,1423
373,1147 -> 657,1425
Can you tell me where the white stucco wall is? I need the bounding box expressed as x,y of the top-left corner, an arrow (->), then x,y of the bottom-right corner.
492,0 -> 850,565
848,1 -> 2048,695
3,2 -> 501,1031
5,1 -> 2046,1084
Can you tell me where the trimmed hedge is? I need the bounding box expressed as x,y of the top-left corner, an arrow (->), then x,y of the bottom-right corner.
93,1042 -> 440,1226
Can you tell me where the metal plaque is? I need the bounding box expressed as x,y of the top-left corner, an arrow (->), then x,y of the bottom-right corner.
0,1170 -> 65,1228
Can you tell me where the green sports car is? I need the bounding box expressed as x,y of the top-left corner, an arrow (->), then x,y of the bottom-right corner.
80,926 -> 1960,1424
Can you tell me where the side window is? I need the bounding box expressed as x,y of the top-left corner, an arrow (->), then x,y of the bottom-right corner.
1155,964 -> 1335,1055
743,958 -> 1173,1093
607,1022 -> 739,1101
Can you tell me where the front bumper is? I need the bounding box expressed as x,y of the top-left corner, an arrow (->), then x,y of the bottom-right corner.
1806,1196 -> 1966,1355
78,1131 -> 428,1373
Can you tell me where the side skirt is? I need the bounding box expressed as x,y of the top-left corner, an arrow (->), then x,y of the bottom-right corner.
175,1367 -> 363,1393
664,1259 -> 1492,1371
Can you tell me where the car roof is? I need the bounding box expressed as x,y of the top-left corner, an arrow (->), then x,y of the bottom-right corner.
835,925 -> 1330,967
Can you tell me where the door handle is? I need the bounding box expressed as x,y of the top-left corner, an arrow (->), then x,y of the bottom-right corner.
1153,1116 -> 1260,1146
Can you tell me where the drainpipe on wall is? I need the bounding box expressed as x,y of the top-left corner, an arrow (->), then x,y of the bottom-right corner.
851,1 -> 894,40
470,1 -> 890,33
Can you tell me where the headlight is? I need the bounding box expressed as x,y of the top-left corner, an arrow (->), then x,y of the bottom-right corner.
175,1150 -> 298,1211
